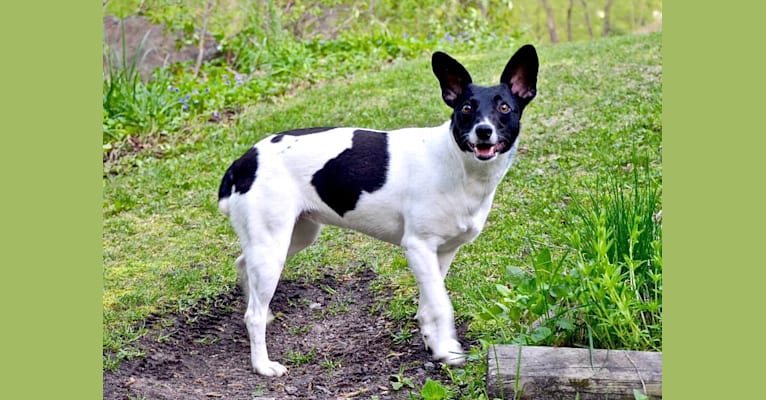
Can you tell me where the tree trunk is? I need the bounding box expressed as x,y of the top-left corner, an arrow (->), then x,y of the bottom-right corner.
540,0 -> 559,43
602,0 -> 614,37
566,0 -> 574,41
478,0 -> 489,19
580,0 -> 594,39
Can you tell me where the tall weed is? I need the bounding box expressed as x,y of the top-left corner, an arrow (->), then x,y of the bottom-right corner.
567,162 -> 662,350
572,163 -> 661,265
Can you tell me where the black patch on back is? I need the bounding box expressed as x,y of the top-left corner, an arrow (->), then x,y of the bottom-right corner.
218,146 -> 259,199
271,127 -> 336,143
311,130 -> 389,217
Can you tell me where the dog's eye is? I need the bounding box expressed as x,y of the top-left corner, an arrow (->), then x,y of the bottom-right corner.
461,104 -> 472,114
498,103 -> 511,114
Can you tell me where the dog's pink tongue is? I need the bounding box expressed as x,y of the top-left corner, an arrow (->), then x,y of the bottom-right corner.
476,145 -> 496,157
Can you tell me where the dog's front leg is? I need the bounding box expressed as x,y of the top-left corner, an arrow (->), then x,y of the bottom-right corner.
437,246 -> 460,280
403,238 -> 465,366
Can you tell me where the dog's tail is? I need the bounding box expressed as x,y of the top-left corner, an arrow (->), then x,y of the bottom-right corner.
217,163 -> 235,217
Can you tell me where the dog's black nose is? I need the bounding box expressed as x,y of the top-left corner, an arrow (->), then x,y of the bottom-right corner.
475,124 -> 494,140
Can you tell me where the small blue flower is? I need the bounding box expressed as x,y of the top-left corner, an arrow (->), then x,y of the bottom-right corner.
212,110 -> 220,119
182,104 -> 189,111
444,32 -> 454,43
403,32 -> 409,39
192,89 -> 199,95
205,88 -> 210,93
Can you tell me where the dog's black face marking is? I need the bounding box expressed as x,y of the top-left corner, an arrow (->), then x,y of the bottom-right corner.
432,46 -> 538,160
270,127 -> 336,143
311,129 -> 389,217
450,84 -> 524,155
218,146 -> 259,199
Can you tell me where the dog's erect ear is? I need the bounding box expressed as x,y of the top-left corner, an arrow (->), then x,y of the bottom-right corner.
432,51 -> 473,107
500,44 -> 539,104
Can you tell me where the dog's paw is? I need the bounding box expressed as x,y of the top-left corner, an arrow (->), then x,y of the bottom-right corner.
253,360 -> 288,377
430,339 -> 465,366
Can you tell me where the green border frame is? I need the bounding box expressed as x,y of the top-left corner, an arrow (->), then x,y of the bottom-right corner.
664,1 -> 765,399
1,2 -> 101,398
3,1 -> 763,398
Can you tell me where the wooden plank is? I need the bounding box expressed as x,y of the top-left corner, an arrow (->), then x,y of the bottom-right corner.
486,345 -> 662,399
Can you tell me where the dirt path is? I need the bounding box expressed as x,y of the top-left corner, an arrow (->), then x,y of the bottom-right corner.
104,268 -> 462,399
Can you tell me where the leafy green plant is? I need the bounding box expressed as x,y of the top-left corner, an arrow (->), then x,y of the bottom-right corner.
633,389 -> 650,400
389,367 -> 415,391
478,247 -> 577,346
320,355 -> 341,373
391,321 -> 417,344
286,347 -> 318,366
419,378 -> 450,400
478,163 -> 662,352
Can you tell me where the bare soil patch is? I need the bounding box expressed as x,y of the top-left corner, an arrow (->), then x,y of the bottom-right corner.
104,268 -> 464,399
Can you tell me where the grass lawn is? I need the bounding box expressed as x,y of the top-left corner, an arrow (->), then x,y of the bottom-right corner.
103,31 -> 661,397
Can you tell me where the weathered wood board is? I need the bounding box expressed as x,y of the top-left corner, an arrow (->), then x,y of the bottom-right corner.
486,345 -> 662,399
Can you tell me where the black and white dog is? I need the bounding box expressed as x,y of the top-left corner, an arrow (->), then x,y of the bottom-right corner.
218,45 -> 538,376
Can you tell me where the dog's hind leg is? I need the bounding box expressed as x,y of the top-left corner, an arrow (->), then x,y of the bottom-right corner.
286,216 -> 322,258
239,215 -> 296,377
235,255 -> 275,324
235,254 -> 248,296
239,217 -> 320,329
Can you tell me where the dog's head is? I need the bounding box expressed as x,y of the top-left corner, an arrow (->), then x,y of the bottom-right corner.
432,46 -> 538,161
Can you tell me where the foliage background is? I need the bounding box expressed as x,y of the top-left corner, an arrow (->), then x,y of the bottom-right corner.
104,0 -> 663,44
102,0 -> 662,147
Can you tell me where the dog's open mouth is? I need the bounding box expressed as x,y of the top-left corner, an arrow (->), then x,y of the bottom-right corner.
470,142 -> 506,160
